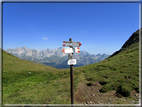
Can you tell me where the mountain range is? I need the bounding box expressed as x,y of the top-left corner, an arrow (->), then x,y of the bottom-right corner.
6,47 -> 110,69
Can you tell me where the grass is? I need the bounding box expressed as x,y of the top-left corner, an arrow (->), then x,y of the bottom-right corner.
2,36 -> 139,104
3,50 -> 71,104
75,41 -> 139,97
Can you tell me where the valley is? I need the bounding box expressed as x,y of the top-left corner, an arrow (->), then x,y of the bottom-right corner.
2,28 -> 140,105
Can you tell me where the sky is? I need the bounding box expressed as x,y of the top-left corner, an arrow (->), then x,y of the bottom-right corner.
3,2 -> 139,55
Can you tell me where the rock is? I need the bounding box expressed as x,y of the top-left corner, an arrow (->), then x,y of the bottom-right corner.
92,94 -> 94,96
107,28 -> 140,59
136,93 -> 139,96
90,101 -> 92,104
116,93 -> 123,98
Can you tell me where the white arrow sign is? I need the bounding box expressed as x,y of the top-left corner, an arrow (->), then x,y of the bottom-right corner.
73,47 -> 80,53
62,48 -> 73,53
63,41 -> 82,47
62,47 -> 80,53
68,59 -> 76,65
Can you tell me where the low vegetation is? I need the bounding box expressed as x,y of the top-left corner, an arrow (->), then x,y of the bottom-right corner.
75,41 -> 139,97
2,29 -> 139,104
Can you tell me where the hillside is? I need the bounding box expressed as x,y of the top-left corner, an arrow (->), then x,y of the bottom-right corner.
3,50 -> 73,104
2,28 -> 140,105
73,28 -> 140,104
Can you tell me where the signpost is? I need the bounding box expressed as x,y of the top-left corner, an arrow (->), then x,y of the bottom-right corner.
62,38 -> 82,105
62,47 -> 80,53
62,48 -> 73,53
68,59 -> 76,65
63,41 -> 82,47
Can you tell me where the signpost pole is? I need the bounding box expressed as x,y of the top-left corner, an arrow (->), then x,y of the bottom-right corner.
69,38 -> 74,105
63,38 -> 82,106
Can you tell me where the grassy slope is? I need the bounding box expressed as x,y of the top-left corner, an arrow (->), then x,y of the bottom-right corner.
75,41 -> 139,96
2,30 -> 139,104
3,50 -> 73,104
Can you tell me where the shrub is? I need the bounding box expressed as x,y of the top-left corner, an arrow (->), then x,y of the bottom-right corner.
100,84 -> 112,93
100,87 -> 107,93
99,80 -> 108,85
116,85 -> 130,97
135,87 -> 139,93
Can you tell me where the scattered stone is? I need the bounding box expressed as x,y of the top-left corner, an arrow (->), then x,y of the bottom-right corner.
135,99 -> 139,101
90,101 -> 92,104
45,82 -> 46,83
84,103 -> 87,105
40,83 -> 41,84
28,72 -> 31,74
98,102 -> 100,104
20,89 -> 22,91
92,94 -> 94,96
116,93 -> 123,98
136,93 -> 139,96
60,85 -> 61,87
97,90 -> 99,92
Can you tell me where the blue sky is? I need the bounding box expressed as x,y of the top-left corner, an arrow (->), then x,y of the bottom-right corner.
3,2 -> 139,55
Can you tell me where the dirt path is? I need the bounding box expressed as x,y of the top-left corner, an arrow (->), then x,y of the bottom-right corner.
74,72 -> 139,104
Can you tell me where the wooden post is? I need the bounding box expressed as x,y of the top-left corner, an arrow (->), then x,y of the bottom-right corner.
69,38 -> 74,105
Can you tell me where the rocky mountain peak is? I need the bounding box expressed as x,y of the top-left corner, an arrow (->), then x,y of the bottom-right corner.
22,46 -> 27,49
107,28 -> 140,59
121,28 -> 140,50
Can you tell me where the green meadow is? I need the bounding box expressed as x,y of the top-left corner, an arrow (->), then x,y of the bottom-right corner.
2,30 -> 139,104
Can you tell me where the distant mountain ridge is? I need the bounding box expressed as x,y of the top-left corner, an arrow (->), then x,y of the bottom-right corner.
6,47 -> 110,69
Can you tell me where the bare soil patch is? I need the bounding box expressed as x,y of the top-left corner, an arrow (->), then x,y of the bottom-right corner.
74,82 -> 139,104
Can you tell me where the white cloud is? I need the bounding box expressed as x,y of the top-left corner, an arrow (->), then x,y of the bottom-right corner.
42,37 -> 48,40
